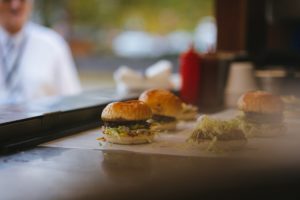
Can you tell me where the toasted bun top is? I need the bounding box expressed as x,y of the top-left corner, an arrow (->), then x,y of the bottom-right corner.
101,100 -> 152,121
237,91 -> 283,114
139,89 -> 183,117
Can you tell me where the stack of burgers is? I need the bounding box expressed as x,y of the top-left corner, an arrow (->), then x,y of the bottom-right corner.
101,88 -> 285,149
101,89 -> 198,145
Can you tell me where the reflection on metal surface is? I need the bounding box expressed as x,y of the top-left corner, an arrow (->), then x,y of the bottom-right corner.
102,151 -> 154,184
0,88 -> 139,124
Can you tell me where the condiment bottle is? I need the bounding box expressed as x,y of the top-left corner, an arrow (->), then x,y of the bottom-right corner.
179,45 -> 201,105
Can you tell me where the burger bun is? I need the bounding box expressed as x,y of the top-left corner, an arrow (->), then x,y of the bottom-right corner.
102,100 -> 152,121
139,89 -> 183,118
238,91 -> 283,114
105,134 -> 155,145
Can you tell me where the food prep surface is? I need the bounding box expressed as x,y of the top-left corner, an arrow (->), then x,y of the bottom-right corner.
1,146 -> 300,200
1,89 -> 300,200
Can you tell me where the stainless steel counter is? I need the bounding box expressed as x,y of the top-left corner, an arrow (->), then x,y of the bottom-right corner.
1,146 -> 300,200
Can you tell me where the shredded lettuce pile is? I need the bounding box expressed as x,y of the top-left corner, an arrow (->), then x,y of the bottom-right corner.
194,115 -> 241,136
103,126 -> 151,138
188,115 -> 246,152
104,127 -> 127,137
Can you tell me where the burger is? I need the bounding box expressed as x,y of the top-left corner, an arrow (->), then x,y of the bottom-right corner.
237,90 -> 286,137
188,115 -> 247,151
101,100 -> 154,144
139,89 -> 183,131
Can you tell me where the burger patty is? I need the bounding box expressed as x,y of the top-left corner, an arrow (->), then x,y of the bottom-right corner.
152,115 -> 176,123
103,126 -> 152,137
191,129 -> 246,141
244,112 -> 283,124
103,120 -> 150,128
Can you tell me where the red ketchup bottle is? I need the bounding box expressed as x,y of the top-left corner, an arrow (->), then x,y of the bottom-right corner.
179,45 -> 201,105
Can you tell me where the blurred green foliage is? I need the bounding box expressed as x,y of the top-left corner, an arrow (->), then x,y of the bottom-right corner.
36,0 -> 213,33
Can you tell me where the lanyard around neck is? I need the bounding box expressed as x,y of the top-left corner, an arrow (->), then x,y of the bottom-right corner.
0,34 -> 28,87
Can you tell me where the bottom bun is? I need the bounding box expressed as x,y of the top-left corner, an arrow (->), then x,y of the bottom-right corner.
192,139 -> 247,151
240,121 -> 286,138
151,121 -> 177,132
105,134 -> 155,145
178,111 -> 198,121
178,103 -> 198,121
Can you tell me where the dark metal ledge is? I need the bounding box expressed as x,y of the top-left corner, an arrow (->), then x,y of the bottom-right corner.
0,88 -> 138,152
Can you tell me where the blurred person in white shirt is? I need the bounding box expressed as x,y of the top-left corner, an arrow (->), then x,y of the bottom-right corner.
0,0 -> 81,104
